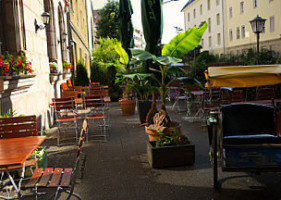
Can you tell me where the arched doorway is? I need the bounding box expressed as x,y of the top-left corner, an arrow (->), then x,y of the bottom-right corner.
58,3 -> 67,63
44,0 -> 57,62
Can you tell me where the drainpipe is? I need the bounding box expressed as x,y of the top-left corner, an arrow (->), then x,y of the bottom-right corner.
221,0 -> 226,54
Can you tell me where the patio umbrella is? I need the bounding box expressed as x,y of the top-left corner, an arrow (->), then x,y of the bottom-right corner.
141,0 -> 163,56
119,0 -> 134,60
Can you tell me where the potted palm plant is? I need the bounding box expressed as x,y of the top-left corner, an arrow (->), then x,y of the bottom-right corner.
131,21 -> 208,140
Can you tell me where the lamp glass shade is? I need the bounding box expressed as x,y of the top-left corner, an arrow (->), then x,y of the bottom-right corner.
41,12 -> 50,25
250,15 -> 266,33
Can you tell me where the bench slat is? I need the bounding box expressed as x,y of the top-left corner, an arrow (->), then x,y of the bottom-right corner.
25,168 -> 43,188
0,131 -> 37,138
0,123 -> 37,131
0,116 -> 36,124
49,168 -> 63,187
37,168 -> 53,187
60,168 -> 72,187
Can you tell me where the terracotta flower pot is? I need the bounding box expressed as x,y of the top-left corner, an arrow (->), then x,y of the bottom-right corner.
119,99 -> 136,116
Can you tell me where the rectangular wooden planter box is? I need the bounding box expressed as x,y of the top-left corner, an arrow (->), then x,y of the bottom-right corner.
147,141 -> 195,169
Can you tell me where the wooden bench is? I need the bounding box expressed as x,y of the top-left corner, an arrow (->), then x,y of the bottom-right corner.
0,115 -> 39,170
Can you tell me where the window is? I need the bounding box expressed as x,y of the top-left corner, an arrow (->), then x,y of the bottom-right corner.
208,36 -> 212,47
216,0 -> 220,6
207,0 -> 210,10
253,0 -> 258,7
217,33 -> 221,45
270,16 -> 275,32
241,25 -> 245,38
236,27 -> 240,39
229,7 -> 232,18
229,29 -> 233,41
216,13 -> 220,25
240,2 -> 244,13
201,38 -> 204,48
188,13 -> 190,22
208,18 -> 211,32
200,4 -> 203,15
193,8 -> 196,18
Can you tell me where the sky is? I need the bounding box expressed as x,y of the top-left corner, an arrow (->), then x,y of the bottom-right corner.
93,0 -> 188,44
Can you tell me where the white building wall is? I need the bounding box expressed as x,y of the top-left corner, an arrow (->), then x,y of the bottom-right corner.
182,0 -> 225,55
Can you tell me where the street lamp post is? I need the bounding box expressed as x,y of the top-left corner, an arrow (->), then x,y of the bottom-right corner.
249,15 -> 266,64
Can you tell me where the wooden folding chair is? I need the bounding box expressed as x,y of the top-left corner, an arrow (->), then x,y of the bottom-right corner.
52,98 -> 79,146
25,120 -> 88,200
83,96 -> 109,142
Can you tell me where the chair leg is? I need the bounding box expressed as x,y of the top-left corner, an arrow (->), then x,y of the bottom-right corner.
65,190 -> 82,200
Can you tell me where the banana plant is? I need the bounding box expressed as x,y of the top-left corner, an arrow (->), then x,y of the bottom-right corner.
130,22 -> 208,120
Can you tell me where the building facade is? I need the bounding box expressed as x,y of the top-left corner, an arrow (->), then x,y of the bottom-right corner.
0,0 -> 72,129
181,0 -> 225,55
69,0 -> 90,72
181,0 -> 281,55
225,0 -> 281,54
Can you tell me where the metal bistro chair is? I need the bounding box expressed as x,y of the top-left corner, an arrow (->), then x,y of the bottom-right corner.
25,120 -> 88,200
83,96 -> 109,142
52,98 -> 79,146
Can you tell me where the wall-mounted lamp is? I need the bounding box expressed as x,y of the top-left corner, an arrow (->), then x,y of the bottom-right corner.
35,12 -> 50,33
58,32 -> 68,44
67,40 -> 75,49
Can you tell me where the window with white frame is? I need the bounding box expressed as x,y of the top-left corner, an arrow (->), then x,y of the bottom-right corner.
209,36 -> 212,47
188,13 -> 190,21
216,13 -> 220,25
200,4 -> 203,15
216,0 -> 220,6
207,0 -> 210,10
241,25 -> 245,38
253,0 -> 258,8
208,17 -> 211,32
229,29 -> 233,41
236,27 -> 240,39
229,7 -> 232,18
201,38 -> 204,48
217,33 -> 221,45
240,2 -> 244,13
270,16 -> 275,32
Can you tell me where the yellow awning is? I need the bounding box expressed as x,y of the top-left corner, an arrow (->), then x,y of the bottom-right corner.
205,65 -> 281,87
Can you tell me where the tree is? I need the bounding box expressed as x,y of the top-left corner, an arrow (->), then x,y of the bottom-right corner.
96,0 -> 120,40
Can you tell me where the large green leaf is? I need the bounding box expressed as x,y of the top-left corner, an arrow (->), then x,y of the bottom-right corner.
114,43 -> 129,64
130,49 -> 156,61
154,56 -> 182,65
162,21 -> 208,58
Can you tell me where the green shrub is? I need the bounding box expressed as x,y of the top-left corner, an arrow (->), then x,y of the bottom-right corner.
74,60 -> 89,86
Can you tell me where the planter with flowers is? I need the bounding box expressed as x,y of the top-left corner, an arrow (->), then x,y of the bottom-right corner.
0,52 -> 35,93
63,62 -> 73,79
49,62 -> 59,83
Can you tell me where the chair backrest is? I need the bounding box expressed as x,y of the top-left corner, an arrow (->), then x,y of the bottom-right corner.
90,82 -> 100,88
67,119 -> 87,199
256,87 -> 276,100
67,79 -> 73,88
52,98 -> 75,112
221,103 -> 275,137
61,90 -> 78,99
61,83 -> 69,90
0,115 -> 37,138
83,97 -> 104,109
231,88 -> 246,102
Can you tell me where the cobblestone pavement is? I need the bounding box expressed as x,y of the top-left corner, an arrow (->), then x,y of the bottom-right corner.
4,102 -> 281,200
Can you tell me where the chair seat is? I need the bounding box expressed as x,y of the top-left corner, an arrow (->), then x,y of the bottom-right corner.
56,116 -> 78,122
86,113 -> 107,120
25,168 -> 73,188
223,134 -> 281,145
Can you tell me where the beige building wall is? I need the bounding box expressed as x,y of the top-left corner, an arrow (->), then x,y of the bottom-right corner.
70,0 -> 90,73
182,0 -> 225,55
225,0 -> 281,54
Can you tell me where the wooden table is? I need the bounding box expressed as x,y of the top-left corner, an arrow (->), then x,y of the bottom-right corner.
0,136 -> 46,199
